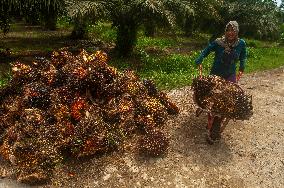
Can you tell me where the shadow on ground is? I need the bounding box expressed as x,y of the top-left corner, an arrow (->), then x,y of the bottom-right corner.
171,112 -> 233,166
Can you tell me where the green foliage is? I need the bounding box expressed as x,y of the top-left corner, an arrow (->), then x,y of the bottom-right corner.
281,24 -> 284,43
71,13 -> 89,39
90,22 -> 116,42
0,77 -> 10,88
40,0 -> 67,30
109,48 -> 214,90
245,38 -> 279,48
108,0 -> 177,57
0,64 -> 11,88
179,0 -> 282,40
224,0 -> 281,40
182,0 -> 225,40
138,54 -> 197,89
57,16 -> 72,29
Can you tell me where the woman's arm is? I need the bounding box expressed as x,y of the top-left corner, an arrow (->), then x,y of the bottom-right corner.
237,40 -> 247,81
239,40 -> 247,72
195,41 -> 217,65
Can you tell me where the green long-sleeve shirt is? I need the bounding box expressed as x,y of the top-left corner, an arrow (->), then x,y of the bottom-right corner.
195,39 -> 247,79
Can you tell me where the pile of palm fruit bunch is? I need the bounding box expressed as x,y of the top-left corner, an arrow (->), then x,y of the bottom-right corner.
191,75 -> 253,120
0,50 -> 179,184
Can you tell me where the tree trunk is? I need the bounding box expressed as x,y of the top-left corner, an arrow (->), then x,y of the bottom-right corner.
0,14 -> 10,34
71,17 -> 88,39
184,17 -> 194,37
144,20 -> 155,37
42,8 -> 57,30
115,22 -> 138,57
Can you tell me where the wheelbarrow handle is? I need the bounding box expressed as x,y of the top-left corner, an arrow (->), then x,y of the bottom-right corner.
236,71 -> 243,82
199,64 -> 203,79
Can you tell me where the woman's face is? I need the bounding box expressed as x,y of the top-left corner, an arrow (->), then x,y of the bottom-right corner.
225,25 -> 237,41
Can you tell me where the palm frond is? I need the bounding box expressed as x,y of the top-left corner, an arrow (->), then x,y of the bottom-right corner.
131,0 -> 177,27
66,0 -> 107,18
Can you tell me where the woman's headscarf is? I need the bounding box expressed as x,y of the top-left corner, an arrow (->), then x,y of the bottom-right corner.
216,21 -> 240,54
226,21 -> 239,34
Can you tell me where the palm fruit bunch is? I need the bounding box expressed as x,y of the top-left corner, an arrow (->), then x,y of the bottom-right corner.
0,108 -> 63,185
23,81 -> 51,109
191,75 -> 253,120
138,129 -> 169,157
0,49 -> 179,185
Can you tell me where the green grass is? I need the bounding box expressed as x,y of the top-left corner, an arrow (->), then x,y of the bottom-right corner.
139,53 -> 212,90
109,50 -> 214,90
245,38 -> 279,48
246,47 -> 284,72
137,37 -> 177,49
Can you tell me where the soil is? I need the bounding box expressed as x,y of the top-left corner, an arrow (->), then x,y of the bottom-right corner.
0,67 -> 283,188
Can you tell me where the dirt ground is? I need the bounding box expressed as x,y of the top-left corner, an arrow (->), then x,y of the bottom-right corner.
0,67 -> 283,188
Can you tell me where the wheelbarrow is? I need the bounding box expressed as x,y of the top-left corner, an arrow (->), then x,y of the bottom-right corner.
192,65 -> 253,142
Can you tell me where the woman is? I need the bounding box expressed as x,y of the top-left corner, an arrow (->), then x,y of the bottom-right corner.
195,21 -> 247,144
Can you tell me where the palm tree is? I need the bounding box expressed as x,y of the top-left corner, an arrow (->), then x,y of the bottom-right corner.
71,0 -> 177,57
40,0 -> 66,30
66,0 -> 106,39
0,0 -> 66,31
107,0 -> 177,57
0,1 -> 10,34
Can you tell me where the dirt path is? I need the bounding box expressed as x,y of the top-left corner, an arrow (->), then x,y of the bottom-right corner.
1,67 -> 284,188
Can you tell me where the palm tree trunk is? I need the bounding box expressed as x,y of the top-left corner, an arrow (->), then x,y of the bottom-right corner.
115,21 -> 138,57
71,17 -> 88,39
184,17 -> 194,37
144,20 -> 155,37
43,8 -> 57,30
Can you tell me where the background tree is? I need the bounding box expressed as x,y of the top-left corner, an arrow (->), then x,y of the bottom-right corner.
218,0 -> 281,40
141,0 -> 184,37
167,0 -> 194,37
40,0 -> 66,30
66,0 -> 106,39
280,0 -> 284,22
106,0 -> 176,57
0,0 -> 15,34
0,0 -> 66,32
175,0 -> 223,38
